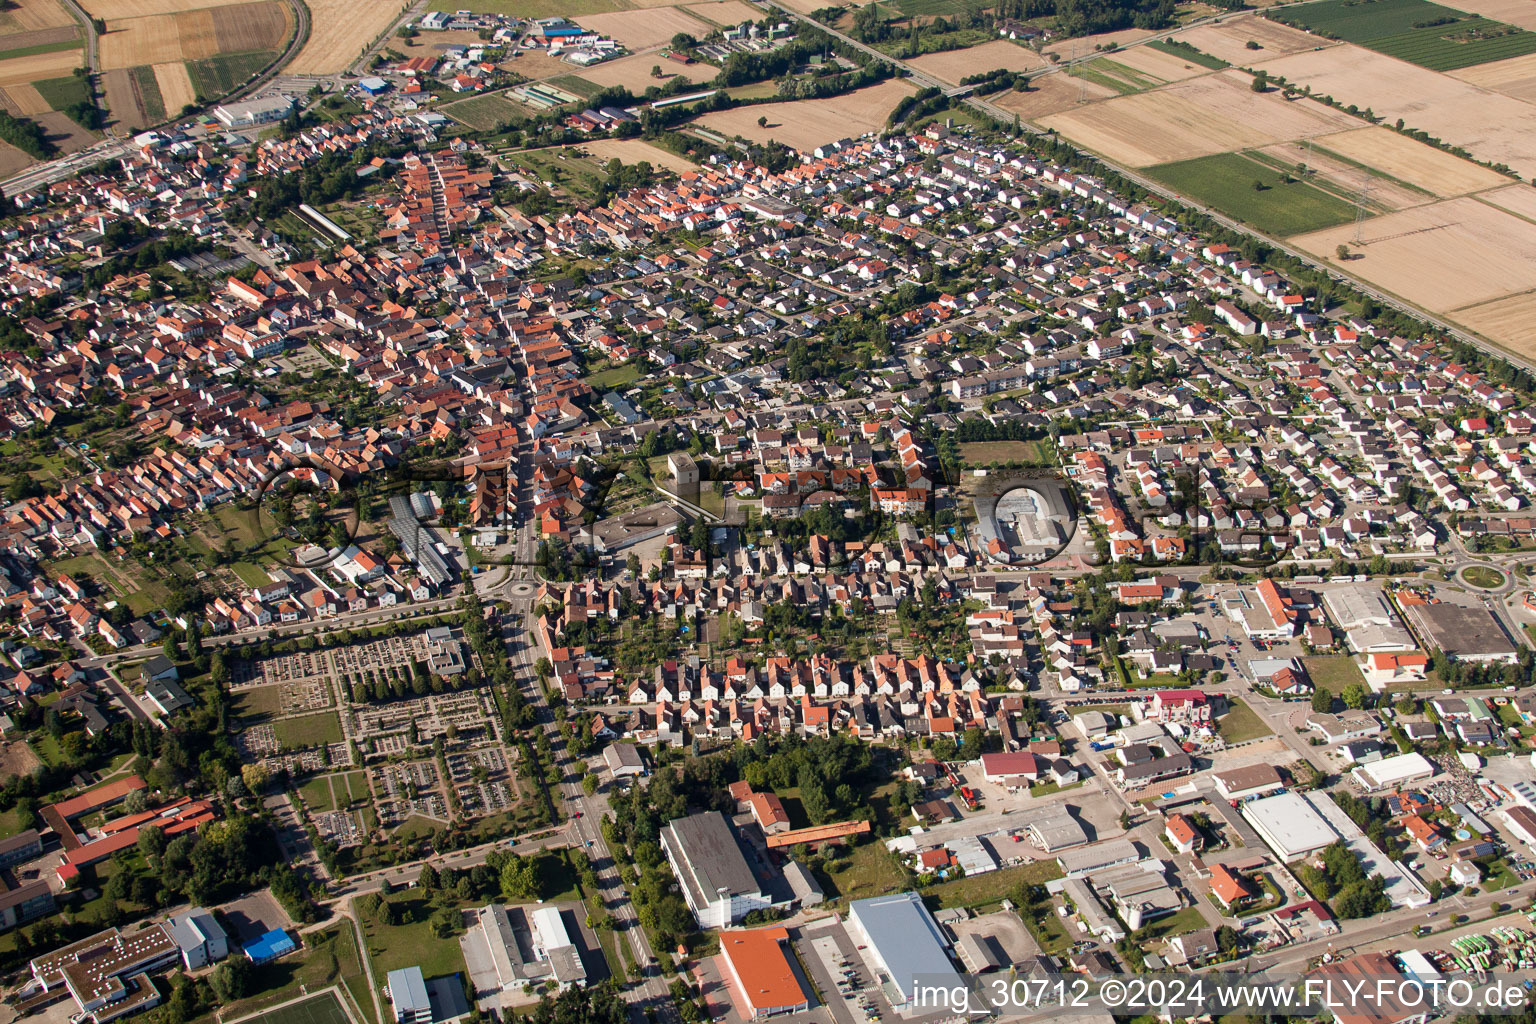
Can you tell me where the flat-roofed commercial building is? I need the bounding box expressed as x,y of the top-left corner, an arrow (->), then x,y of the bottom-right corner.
1213,764 -> 1284,802
847,892 -> 964,1009
719,927 -> 809,1018
529,907 -> 586,990
1057,838 -> 1141,877
1242,792 -> 1345,861
387,967 -> 431,1024
660,811 -> 770,929
1351,752 -> 1436,792
1322,584 -> 1415,653
1027,805 -> 1089,852
1403,601 -> 1519,663
31,926 -> 178,1024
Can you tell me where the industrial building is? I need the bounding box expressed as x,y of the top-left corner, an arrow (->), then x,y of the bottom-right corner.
1351,752 -> 1436,791
212,95 -> 295,128
659,811 -> 771,929
719,927 -> 810,1018
1027,805 -> 1089,852
846,892 -> 964,1009
1057,838 -> 1141,877
1322,584 -> 1415,653
1403,600 -> 1519,663
1243,792 -> 1346,860
529,907 -> 586,989
388,494 -> 452,588
1212,764 -> 1285,802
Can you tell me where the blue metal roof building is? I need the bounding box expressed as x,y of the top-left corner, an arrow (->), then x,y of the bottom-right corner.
846,891 -> 965,1008
244,929 -> 297,963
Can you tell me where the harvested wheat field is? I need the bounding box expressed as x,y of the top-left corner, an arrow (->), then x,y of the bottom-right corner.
1171,13 -> 1331,64
1439,0 -> 1536,31
1454,291 -> 1536,354
575,7 -> 710,49
0,47 -> 83,86
1450,50 -> 1536,102
1042,27 -> 1153,59
101,10 -> 212,68
683,0 -> 758,25
1108,42 -> 1217,82
696,78 -> 916,150
81,0 -> 251,17
990,72 -> 1118,119
287,0 -> 406,74
502,50 -> 580,79
1256,138 -> 1430,211
3,24 -> 81,51
905,40 -> 1047,85
0,0 -> 78,31
1256,44 -> 1536,179
212,1 -> 287,49
1037,70 -> 1352,166
1,83 -> 53,116
577,51 -> 716,91
580,137 -> 697,173
154,59 -> 195,109
1474,181 -> 1536,218
1292,197 -> 1536,311
1309,125 -> 1511,196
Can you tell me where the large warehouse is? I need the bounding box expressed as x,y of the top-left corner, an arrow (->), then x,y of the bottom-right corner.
1242,792 -> 1347,860
1403,600 -> 1519,663
847,892 -> 964,1009
719,928 -> 810,1019
659,812 -> 771,929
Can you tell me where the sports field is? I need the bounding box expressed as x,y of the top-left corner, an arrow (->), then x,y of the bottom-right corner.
1146,152 -> 1361,235
229,992 -> 354,1024
1267,0 -> 1536,69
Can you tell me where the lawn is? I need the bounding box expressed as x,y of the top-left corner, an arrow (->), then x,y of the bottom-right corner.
300,775 -> 339,813
33,75 -> 90,111
1303,655 -> 1367,693
925,859 -> 1063,911
232,686 -> 285,722
232,561 -> 273,587
1134,904 -> 1210,941
50,552 -> 171,615
1145,152 -> 1360,237
500,147 -> 610,203
227,989 -> 352,1024
359,892 -> 469,981
273,712 -> 343,749
585,363 -> 642,390
442,92 -> 526,131
957,440 -> 1055,466
1268,0 -> 1536,69
1217,698 -> 1273,743
1462,565 -> 1507,589
819,839 -> 909,904
213,931 -> 369,1024
1479,856 -> 1521,891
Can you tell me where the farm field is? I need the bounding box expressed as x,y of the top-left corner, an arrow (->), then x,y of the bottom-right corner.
287,0 -> 407,74
1146,152 -> 1361,235
1068,56 -> 1167,94
1254,137 -> 1432,211
579,137 -> 699,174
101,0 -> 289,69
1,83 -> 53,116
1450,48 -> 1536,100
1455,291 -> 1536,353
0,0 -> 78,31
185,47 -> 279,96
989,72 -> 1118,119
575,51 -> 717,91
1110,41 -> 1219,81
1307,124 -> 1512,195
0,48 -> 84,88
1040,27 -> 1154,59
695,78 -> 916,150
441,91 -> 525,130
1170,11 -> 1330,63
684,0 -> 758,24
903,39 -> 1047,84
1440,0 -> 1536,30
572,6 -> 712,49
153,60 -> 196,110
1477,181 -> 1536,219
1266,0 -> 1536,70
1036,70 -> 1355,167
1291,195 -> 1536,312
1253,43 -> 1536,179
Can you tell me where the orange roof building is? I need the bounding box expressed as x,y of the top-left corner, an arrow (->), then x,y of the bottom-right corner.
1209,863 -> 1257,908
719,927 -> 810,1019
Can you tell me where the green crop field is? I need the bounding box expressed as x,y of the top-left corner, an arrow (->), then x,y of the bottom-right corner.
186,50 -> 279,100
1146,38 -> 1229,68
1268,0 -> 1536,69
442,93 -> 525,131
1145,152 -> 1360,237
